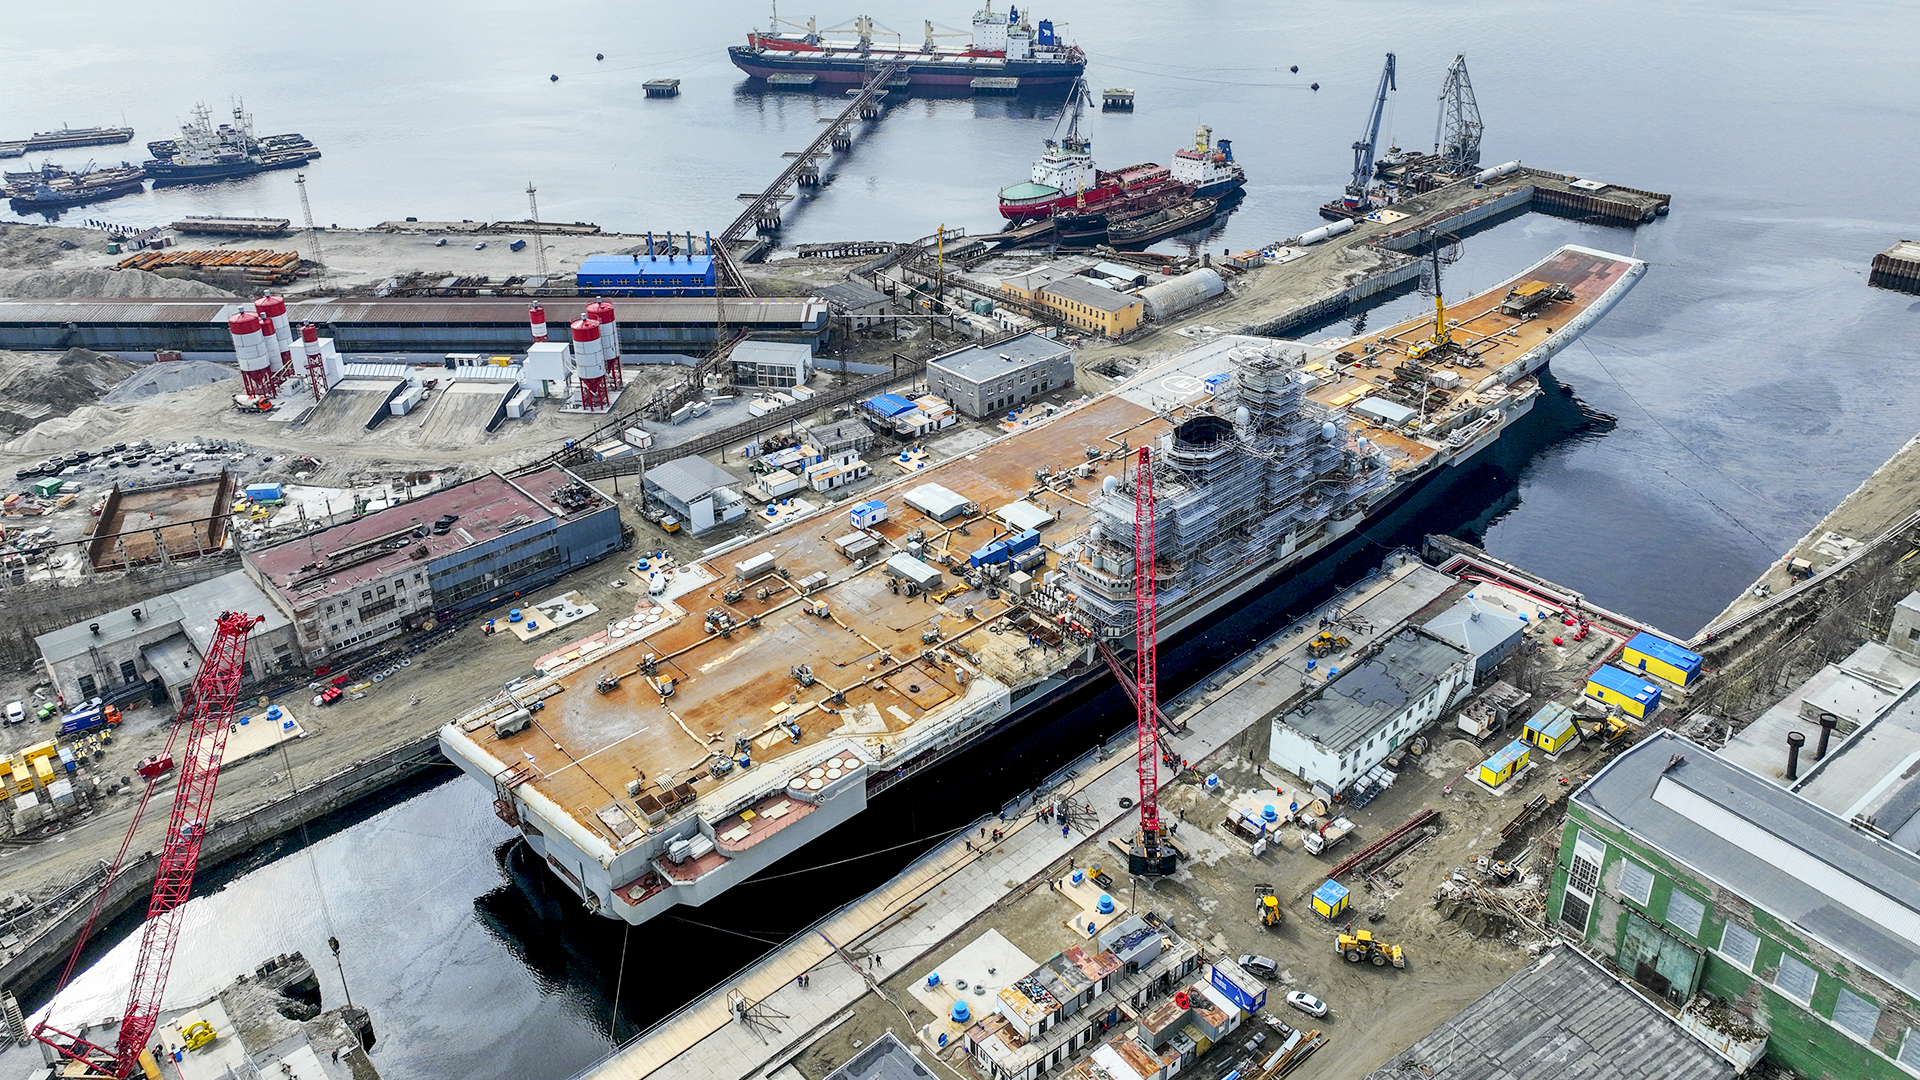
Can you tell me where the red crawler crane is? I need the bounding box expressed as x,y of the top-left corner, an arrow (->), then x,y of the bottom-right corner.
1127,446 -> 1178,876
33,611 -> 265,1078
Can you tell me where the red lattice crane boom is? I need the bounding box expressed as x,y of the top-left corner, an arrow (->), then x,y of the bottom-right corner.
34,611 -> 264,1078
1128,447 -> 1175,875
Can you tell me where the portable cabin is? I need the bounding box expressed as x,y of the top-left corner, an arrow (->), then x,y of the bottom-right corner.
1621,632 -> 1703,686
1479,740 -> 1530,788
1586,664 -> 1662,719
1522,702 -> 1579,755
1311,880 -> 1350,920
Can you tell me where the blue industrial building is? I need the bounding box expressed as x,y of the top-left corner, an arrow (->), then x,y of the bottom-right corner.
575,254 -> 717,297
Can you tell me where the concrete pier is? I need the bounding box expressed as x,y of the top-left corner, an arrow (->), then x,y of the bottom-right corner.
1871,240 -> 1920,293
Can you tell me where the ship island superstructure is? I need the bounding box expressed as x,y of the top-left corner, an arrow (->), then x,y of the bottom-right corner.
439,243 -> 1645,926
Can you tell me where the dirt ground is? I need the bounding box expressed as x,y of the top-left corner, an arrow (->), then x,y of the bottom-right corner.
788,706 -> 1619,1080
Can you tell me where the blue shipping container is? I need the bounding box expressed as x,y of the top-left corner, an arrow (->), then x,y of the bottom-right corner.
245,483 -> 284,501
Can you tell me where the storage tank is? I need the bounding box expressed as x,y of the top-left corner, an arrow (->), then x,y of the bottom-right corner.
529,302 -> 549,343
1291,219 -> 1356,246
1140,268 -> 1226,321
229,311 -> 274,396
1474,160 -> 1522,184
256,294 -> 294,384
299,323 -> 327,400
571,317 -> 609,410
585,300 -> 622,389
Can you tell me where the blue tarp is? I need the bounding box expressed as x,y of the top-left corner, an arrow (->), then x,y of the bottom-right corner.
865,393 -> 917,417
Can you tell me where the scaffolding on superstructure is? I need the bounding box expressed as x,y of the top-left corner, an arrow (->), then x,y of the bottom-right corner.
1069,342 -> 1392,639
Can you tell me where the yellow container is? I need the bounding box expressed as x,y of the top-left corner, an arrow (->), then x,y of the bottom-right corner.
33,756 -> 56,787
1479,740 -> 1530,788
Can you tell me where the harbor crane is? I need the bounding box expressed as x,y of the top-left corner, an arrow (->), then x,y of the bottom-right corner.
1343,52 -> 1397,211
1127,446 -> 1177,876
1435,54 -> 1484,174
33,611 -> 266,1078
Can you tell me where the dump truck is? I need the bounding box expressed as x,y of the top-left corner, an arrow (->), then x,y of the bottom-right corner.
1335,928 -> 1406,968
59,700 -> 121,736
1303,816 -> 1355,855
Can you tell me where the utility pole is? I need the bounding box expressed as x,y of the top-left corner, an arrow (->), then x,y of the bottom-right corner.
526,182 -> 550,278
296,173 -> 323,271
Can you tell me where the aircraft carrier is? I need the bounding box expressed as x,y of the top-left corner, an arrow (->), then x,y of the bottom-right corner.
439,242 -> 1645,926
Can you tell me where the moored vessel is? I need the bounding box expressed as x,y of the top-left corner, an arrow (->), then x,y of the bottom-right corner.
730,3 -> 1085,86
1168,125 -> 1244,199
143,101 -> 316,186
1107,197 -> 1218,248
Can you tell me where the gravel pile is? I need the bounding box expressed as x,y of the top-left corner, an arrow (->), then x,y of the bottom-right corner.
0,266 -> 235,299
101,361 -> 236,403
0,348 -> 137,436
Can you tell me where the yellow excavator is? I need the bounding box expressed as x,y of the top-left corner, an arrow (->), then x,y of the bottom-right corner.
1581,713 -> 1635,742
1336,928 -> 1406,968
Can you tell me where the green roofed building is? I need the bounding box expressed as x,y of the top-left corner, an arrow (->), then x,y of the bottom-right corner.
1553,729 -> 1920,1077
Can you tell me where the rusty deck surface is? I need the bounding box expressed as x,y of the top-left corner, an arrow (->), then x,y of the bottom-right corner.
507,395 -> 1166,830
1306,246 -> 1636,467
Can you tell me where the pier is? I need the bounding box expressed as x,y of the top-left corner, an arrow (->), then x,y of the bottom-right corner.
1871,239 -> 1920,294
721,58 -> 903,245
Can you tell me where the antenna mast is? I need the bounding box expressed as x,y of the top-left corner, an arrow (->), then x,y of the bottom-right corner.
295,173 -> 323,271
526,182 -> 550,278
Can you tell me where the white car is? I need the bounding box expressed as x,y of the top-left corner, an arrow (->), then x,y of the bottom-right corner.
1285,991 -> 1328,1018
4,701 -> 22,725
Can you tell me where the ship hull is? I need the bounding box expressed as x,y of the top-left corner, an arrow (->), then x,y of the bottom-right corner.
146,154 -> 311,187
8,178 -> 145,210
728,45 -> 1084,86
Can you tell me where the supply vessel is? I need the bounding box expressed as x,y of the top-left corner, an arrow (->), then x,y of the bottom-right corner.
142,101 -> 317,186
730,4 -> 1085,86
440,242 -> 1646,928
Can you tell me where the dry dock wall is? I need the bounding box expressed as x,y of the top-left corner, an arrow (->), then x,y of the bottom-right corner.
0,732 -> 445,1000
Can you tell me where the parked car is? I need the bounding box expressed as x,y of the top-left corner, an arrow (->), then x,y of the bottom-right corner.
4,702 -> 23,725
1285,991 -> 1328,1018
1237,954 -> 1279,980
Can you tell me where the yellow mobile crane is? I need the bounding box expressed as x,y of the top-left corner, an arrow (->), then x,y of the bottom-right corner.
1405,241 -> 1454,362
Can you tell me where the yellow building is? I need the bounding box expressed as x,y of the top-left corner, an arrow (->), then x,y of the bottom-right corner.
1585,664 -> 1662,719
998,264 -> 1077,302
1522,702 -> 1579,755
1036,277 -> 1144,339
1620,632 -> 1703,686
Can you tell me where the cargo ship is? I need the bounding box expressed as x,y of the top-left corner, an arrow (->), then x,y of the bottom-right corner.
729,3 -> 1085,86
142,102 -> 316,186
439,242 -> 1646,927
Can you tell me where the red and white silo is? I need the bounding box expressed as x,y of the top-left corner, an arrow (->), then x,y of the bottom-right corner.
300,323 -> 328,402
230,311 -> 275,396
529,302 -> 549,343
571,316 -> 609,410
585,299 -> 622,389
256,294 -> 295,387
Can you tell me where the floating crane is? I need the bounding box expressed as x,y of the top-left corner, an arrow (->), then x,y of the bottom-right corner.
1435,54 -> 1484,175
1127,446 -> 1177,876
1343,52 -> 1397,212
33,611 -> 266,1078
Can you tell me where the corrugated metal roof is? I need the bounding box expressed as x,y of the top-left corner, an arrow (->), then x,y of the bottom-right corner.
0,296 -> 825,326
645,457 -> 741,503
1625,631 -> 1701,672
1374,942 -> 1735,1080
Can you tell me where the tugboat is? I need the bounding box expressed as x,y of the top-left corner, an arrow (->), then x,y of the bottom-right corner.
1168,126 -> 1245,199
730,3 -> 1086,86
143,101 -> 316,186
